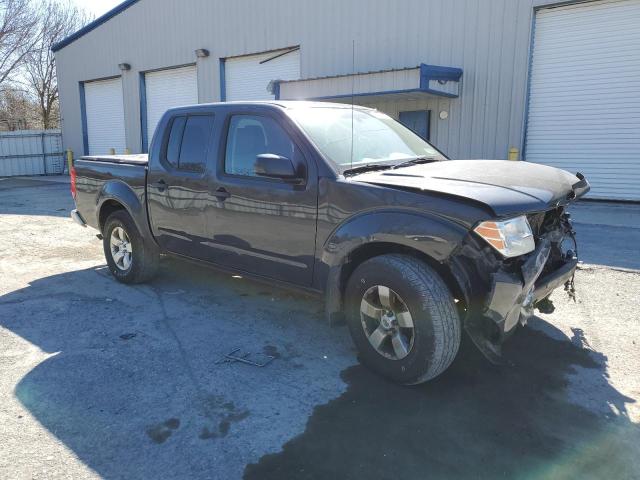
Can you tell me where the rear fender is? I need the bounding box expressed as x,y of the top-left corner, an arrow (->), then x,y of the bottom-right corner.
97,180 -> 154,242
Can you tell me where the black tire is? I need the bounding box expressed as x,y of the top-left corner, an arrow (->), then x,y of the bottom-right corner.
102,210 -> 159,284
345,254 -> 461,384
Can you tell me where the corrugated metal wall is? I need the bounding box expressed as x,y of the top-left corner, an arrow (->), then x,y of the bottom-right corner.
55,0 -> 558,160
0,130 -> 64,177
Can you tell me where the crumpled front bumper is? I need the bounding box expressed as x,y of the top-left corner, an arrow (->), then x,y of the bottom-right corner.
451,219 -> 578,363
483,238 -> 577,334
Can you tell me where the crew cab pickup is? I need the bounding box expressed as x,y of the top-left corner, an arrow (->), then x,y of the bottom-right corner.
71,101 -> 589,384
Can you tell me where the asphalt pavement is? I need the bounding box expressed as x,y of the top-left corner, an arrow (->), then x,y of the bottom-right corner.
0,176 -> 638,480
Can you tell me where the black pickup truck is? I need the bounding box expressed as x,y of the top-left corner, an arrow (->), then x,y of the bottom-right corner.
71,101 -> 589,384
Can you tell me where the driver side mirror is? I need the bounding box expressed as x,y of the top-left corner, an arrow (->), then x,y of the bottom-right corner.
254,154 -> 302,183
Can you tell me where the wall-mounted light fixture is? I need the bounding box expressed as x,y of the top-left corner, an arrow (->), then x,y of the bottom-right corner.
195,49 -> 210,58
118,63 -> 131,71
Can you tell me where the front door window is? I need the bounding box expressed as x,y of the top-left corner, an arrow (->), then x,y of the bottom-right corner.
224,114 -> 296,177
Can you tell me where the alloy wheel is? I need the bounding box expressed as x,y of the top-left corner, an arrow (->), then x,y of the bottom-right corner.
110,226 -> 133,271
360,285 -> 415,360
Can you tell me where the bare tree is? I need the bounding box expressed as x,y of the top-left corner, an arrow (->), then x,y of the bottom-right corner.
0,86 -> 38,130
0,0 -> 40,86
23,0 -> 90,129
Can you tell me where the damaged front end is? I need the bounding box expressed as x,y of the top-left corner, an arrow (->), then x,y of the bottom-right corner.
450,207 -> 579,363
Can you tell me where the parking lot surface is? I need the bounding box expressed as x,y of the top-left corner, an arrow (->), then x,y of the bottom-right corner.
1,176 -> 639,479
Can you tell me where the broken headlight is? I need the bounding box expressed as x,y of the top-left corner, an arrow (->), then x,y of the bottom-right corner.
474,216 -> 536,258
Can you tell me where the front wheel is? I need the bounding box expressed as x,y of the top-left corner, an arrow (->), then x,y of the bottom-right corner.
103,210 -> 159,284
345,254 -> 461,384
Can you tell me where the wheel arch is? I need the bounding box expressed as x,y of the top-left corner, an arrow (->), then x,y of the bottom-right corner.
96,180 -> 154,243
321,211 -> 470,324
99,199 -> 127,231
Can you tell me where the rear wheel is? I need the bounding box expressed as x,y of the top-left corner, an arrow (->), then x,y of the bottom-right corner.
345,254 -> 461,384
103,210 -> 159,284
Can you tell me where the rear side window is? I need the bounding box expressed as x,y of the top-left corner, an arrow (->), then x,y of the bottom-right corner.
166,117 -> 186,167
163,114 -> 214,173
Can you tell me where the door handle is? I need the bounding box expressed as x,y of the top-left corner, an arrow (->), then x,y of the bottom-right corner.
214,187 -> 231,201
150,180 -> 167,192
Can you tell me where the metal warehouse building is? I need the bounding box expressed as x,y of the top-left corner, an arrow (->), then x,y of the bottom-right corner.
53,0 -> 640,201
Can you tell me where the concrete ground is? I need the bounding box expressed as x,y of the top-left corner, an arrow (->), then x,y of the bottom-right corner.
0,175 -> 639,480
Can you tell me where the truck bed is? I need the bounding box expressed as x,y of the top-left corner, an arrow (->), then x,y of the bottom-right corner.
80,154 -> 149,165
73,154 -> 148,232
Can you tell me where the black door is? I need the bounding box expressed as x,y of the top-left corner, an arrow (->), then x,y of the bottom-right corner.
206,110 -> 318,286
147,112 -> 215,259
399,110 -> 431,140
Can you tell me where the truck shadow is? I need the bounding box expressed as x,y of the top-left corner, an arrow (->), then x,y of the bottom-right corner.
1,262 -> 638,479
245,330 -> 639,479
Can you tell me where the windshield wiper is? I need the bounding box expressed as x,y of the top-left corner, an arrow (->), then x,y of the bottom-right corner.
342,163 -> 394,176
391,156 -> 439,170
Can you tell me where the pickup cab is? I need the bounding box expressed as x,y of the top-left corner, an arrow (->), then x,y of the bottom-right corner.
70,101 -> 589,384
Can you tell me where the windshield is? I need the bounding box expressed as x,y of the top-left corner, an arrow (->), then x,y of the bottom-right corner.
288,106 -> 445,171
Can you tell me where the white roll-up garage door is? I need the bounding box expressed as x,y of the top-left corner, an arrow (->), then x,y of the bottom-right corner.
84,77 -> 126,155
145,65 -> 198,148
525,0 -> 640,201
225,48 -> 300,101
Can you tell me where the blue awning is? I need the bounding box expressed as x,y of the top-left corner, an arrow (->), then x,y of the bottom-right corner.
275,64 -> 463,102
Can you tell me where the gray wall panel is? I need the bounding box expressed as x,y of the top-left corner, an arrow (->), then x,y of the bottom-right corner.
55,0 -> 571,159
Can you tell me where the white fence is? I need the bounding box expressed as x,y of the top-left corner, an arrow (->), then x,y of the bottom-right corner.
0,130 -> 65,177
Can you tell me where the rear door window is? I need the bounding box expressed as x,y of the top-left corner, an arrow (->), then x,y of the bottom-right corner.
165,116 -> 186,168
163,114 -> 214,173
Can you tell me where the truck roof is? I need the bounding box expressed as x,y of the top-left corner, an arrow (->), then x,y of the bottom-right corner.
166,100 -> 374,112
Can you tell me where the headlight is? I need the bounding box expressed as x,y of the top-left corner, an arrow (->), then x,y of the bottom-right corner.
474,216 -> 535,258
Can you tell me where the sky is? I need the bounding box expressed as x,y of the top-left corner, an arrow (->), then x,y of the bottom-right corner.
71,0 -> 123,19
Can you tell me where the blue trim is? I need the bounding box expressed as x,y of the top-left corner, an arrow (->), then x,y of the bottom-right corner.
521,6 -> 539,161
139,72 -> 148,153
78,82 -> 89,155
419,64 -> 463,85
419,64 -> 463,96
52,0 -> 141,52
219,58 -> 226,101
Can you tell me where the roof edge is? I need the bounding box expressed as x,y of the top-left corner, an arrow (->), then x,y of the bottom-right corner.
52,0 -> 140,53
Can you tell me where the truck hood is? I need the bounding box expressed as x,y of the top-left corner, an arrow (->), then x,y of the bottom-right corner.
351,160 -> 590,217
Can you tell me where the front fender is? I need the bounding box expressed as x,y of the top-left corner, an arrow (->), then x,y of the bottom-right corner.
321,210 -> 469,323
322,210 -> 468,266
97,180 -> 154,242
